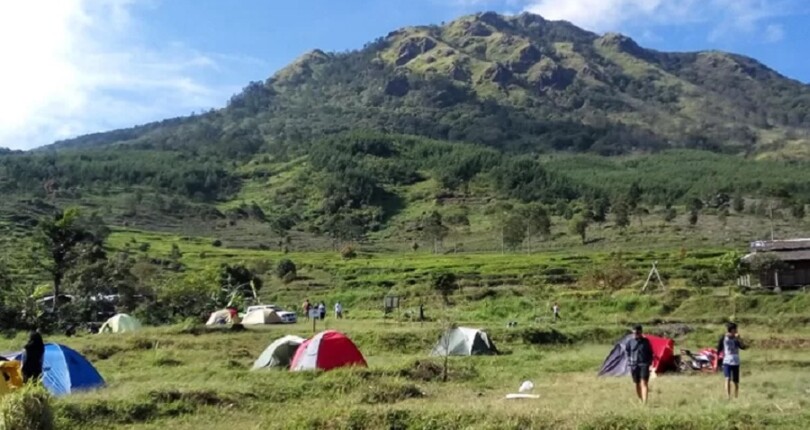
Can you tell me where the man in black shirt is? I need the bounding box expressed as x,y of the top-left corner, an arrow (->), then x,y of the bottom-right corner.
625,324 -> 653,404
22,331 -> 44,383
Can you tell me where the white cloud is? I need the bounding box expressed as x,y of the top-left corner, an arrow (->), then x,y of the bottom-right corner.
764,24 -> 786,42
0,1 -> 249,150
516,0 -> 798,40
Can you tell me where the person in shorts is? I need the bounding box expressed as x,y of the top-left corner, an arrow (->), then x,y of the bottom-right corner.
625,324 -> 653,404
717,322 -> 746,399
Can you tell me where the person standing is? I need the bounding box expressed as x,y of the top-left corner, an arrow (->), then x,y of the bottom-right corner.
21,331 -> 45,384
318,302 -> 326,320
717,322 -> 746,399
552,302 -> 561,323
302,299 -> 311,321
625,325 -> 653,404
335,302 -> 343,319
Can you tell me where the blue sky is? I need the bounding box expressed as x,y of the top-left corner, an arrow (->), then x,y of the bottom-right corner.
1,0 -> 809,149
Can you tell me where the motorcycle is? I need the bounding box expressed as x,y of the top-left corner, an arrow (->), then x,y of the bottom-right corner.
678,348 -> 720,373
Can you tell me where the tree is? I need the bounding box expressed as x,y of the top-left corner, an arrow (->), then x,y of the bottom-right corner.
219,264 -> 262,305
276,259 -> 297,280
522,203 -> 551,253
626,182 -> 642,210
718,251 -> 744,283
502,213 -> 527,251
433,272 -> 458,305
718,208 -> 729,227
613,200 -> 630,229
420,211 -> 449,254
569,215 -> 590,244
732,194 -> 745,213
688,209 -> 699,226
662,207 -> 677,223
791,202 -> 806,220
34,208 -> 109,311
590,197 -> 610,224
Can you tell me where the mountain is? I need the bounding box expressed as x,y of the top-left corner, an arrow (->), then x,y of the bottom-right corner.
51,11 -> 810,157
2,12 -> 810,251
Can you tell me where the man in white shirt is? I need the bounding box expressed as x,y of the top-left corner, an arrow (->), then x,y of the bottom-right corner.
717,322 -> 746,399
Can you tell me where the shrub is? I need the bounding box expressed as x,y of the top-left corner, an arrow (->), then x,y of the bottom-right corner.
340,245 -> 357,259
212,239 -> 223,247
0,384 -> 55,430
361,382 -> 424,404
276,259 -> 297,279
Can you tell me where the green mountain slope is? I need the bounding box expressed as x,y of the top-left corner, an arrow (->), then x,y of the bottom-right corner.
50,11 -> 810,157
1,12 -> 810,251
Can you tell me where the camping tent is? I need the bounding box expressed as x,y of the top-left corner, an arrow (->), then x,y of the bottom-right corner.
99,313 -> 142,333
7,344 -> 104,396
251,335 -> 306,370
598,334 -> 676,377
206,309 -> 236,326
431,327 -> 498,356
242,309 -> 283,325
290,330 -> 367,371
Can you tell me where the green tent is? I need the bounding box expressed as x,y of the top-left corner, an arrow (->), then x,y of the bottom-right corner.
252,335 -> 306,370
99,314 -> 142,334
431,327 -> 498,356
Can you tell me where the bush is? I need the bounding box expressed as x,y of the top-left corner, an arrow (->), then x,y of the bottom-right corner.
212,239 -> 223,247
340,245 -> 357,260
276,259 -> 297,279
0,384 -> 55,430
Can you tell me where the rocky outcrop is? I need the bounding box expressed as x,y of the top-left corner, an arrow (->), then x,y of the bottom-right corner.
596,33 -> 651,61
396,37 -> 437,66
449,62 -> 471,82
462,21 -> 492,37
509,44 -> 543,73
479,63 -> 513,86
527,60 -> 576,90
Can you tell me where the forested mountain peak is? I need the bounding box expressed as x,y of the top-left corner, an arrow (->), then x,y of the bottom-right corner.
48,11 -> 809,159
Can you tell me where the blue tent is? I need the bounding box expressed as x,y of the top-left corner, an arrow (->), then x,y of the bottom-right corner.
15,343 -> 105,396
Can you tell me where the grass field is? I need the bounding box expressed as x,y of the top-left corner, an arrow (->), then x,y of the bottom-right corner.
5,318 -> 810,430
1,204 -> 809,429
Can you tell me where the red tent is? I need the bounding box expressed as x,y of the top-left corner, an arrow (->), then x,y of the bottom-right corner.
647,335 -> 676,372
598,334 -> 676,376
290,330 -> 367,372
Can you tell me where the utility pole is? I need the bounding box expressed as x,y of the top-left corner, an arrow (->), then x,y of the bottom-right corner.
769,201 -> 775,241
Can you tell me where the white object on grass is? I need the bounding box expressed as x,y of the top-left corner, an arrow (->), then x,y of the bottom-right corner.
506,394 -> 540,400
519,380 -> 534,393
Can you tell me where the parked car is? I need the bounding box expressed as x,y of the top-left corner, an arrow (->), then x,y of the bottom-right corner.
246,304 -> 280,313
277,311 -> 297,324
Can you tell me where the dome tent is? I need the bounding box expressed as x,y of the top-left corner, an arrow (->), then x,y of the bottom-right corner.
290,330 -> 367,372
12,344 -> 104,396
206,309 -> 236,326
99,313 -> 142,333
242,309 -> 284,325
431,327 -> 498,356
598,334 -> 676,377
251,335 -> 306,370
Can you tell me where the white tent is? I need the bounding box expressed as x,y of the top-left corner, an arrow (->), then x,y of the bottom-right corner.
206,309 -> 234,326
431,327 -> 498,356
251,335 -> 306,370
99,314 -> 142,334
242,309 -> 283,325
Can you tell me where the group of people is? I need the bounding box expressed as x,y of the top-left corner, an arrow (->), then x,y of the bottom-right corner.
302,299 -> 344,320
626,323 -> 746,404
